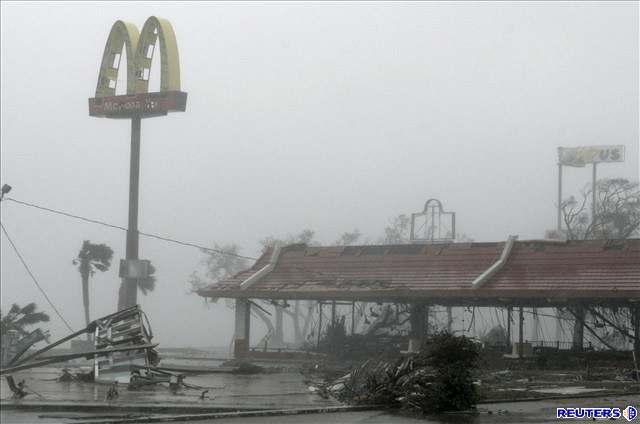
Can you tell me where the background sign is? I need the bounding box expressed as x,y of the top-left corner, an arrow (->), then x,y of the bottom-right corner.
558,145 -> 625,167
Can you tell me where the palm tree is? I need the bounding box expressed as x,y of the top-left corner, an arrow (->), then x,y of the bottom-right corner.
0,302 -> 50,336
138,262 -> 156,295
73,240 -> 113,338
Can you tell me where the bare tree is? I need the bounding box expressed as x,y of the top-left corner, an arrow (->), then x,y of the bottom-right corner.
189,243 -> 248,293
561,178 -> 639,240
380,214 -> 411,244
335,229 -> 362,246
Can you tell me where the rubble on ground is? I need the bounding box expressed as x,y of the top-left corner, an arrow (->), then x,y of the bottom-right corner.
313,332 -> 480,415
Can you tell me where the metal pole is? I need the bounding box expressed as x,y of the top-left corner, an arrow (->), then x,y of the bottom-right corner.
557,163 -> 563,232
430,206 -> 435,242
123,116 -> 141,309
591,163 -> 597,228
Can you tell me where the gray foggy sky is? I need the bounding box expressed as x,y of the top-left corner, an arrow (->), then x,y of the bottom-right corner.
1,1 -> 638,347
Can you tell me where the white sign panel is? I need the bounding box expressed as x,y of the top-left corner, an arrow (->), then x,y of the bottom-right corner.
119,259 -> 150,279
558,145 -> 625,167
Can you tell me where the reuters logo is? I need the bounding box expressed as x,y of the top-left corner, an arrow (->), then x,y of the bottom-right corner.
623,405 -> 638,421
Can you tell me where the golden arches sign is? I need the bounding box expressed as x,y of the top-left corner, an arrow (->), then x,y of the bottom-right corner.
89,16 -> 187,118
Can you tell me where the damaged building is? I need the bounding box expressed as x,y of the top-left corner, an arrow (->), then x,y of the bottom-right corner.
197,238 -> 640,359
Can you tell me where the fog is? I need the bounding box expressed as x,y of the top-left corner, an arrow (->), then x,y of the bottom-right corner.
1,1 -> 638,347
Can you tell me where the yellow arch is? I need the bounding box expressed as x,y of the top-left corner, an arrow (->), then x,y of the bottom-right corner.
95,20 -> 139,97
133,16 -> 181,94
94,16 -> 181,98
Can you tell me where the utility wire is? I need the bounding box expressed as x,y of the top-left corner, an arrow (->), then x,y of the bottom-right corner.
4,197 -> 257,261
0,222 -> 75,333
4,198 -> 344,284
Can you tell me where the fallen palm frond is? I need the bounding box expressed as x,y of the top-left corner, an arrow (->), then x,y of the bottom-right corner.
316,332 -> 479,415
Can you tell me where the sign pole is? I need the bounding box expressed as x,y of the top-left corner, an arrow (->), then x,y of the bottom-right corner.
123,116 -> 141,309
557,162 -> 563,232
556,145 -> 624,235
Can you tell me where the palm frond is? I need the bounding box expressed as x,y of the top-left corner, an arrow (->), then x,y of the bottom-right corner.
15,311 -> 50,326
138,276 -> 156,295
20,303 -> 37,315
1,302 -> 50,335
91,262 -> 109,272
138,263 -> 156,295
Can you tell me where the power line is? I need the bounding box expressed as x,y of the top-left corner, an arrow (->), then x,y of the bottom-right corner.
4,197 -> 344,283
0,222 -> 75,333
4,197 -> 257,261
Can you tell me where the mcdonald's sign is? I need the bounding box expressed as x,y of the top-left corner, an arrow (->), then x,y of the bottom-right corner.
89,16 -> 187,118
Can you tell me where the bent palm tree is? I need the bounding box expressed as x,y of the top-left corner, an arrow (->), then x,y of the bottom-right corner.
0,302 -> 50,336
73,241 -> 113,339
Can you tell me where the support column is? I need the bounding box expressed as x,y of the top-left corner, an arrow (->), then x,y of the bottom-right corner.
632,306 -> 640,360
572,306 -> 585,352
425,305 -> 430,337
331,301 -> 336,326
532,307 -> 539,344
555,308 -> 562,348
233,299 -> 251,358
507,306 -> 512,349
317,302 -> 323,346
351,302 -> 356,335
446,306 -> 453,333
409,303 -> 426,352
518,306 -> 524,358
273,305 -> 284,347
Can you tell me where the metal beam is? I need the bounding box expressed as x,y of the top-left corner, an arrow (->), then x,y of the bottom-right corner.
1,344 -> 157,375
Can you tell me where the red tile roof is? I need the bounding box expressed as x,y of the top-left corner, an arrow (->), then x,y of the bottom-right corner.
197,239 -> 640,306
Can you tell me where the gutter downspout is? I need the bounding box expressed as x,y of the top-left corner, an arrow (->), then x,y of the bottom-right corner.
471,235 -> 518,290
240,243 -> 283,290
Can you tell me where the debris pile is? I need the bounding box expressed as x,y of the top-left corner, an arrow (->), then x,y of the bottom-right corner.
318,332 -> 480,415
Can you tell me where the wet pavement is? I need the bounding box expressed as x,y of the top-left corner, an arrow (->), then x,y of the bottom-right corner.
1,364 -> 638,423
2,395 -> 638,423
0,366 -> 338,409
